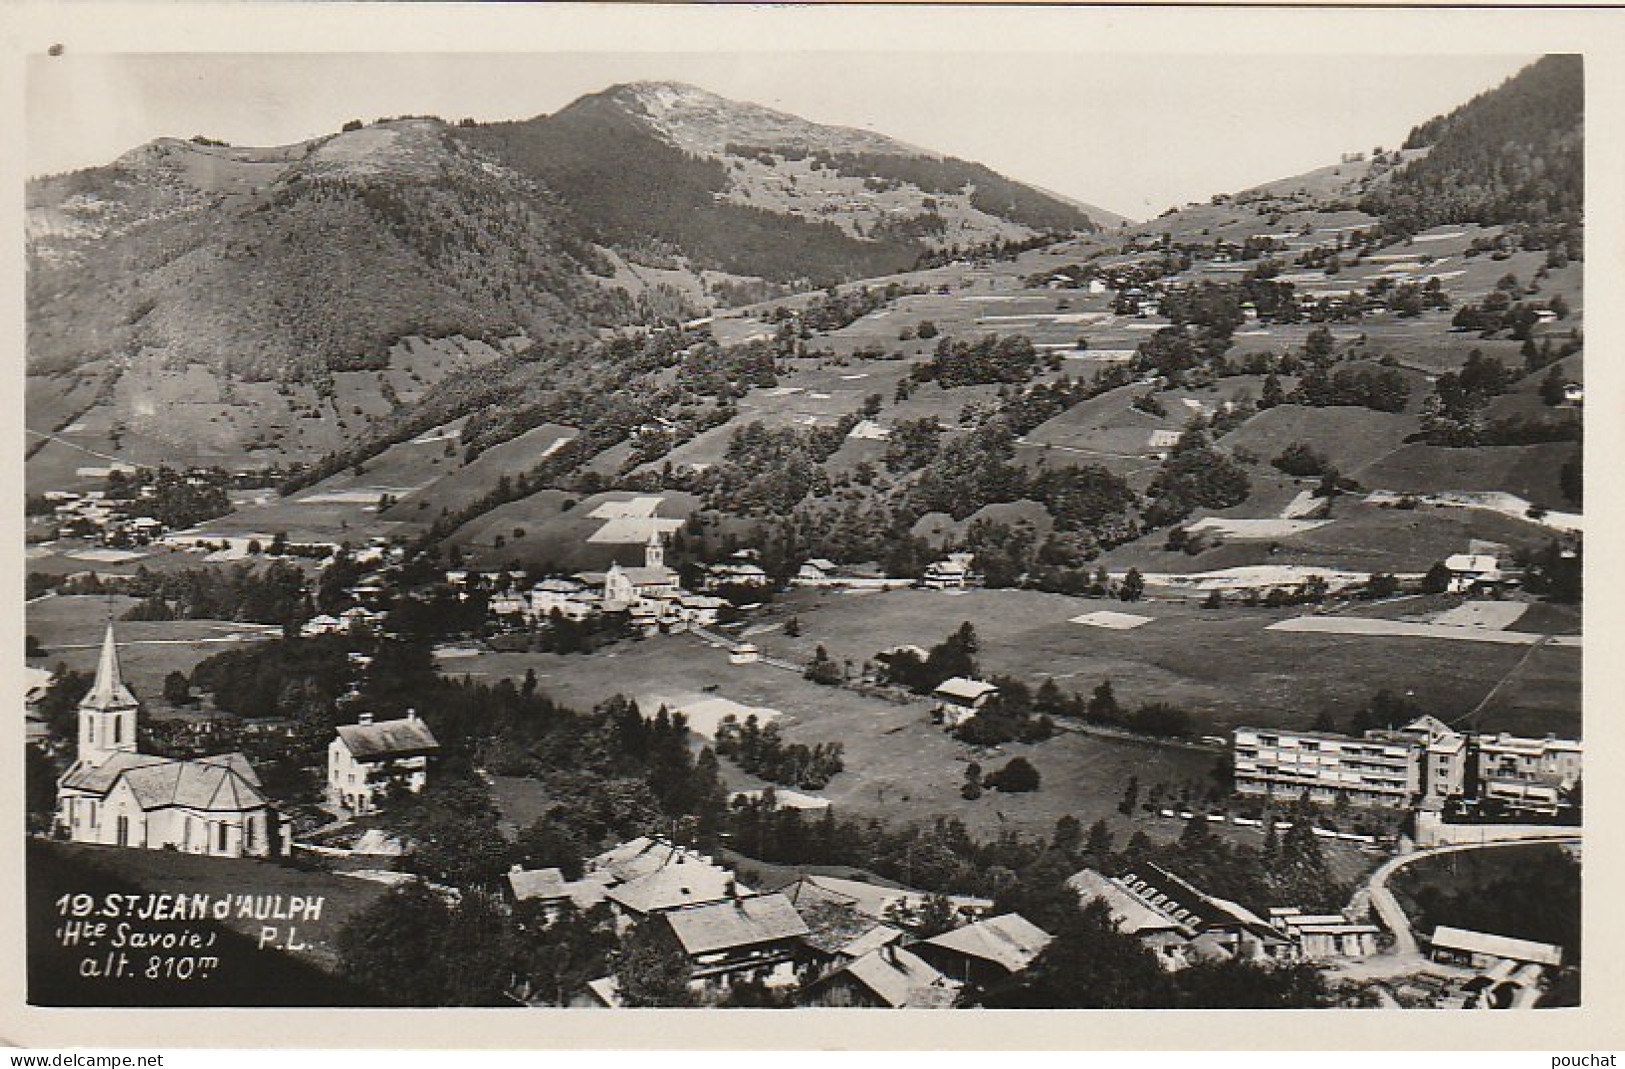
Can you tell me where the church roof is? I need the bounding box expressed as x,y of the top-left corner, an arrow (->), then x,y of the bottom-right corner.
81,623 -> 139,712
60,751 -> 173,794
60,751 -> 269,812
611,565 -> 676,587
119,755 -> 270,812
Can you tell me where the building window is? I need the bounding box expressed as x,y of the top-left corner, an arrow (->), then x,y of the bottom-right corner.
218,823 -> 229,852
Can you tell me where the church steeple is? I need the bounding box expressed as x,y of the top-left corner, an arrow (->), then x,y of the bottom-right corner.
78,622 -> 139,766
645,530 -> 665,570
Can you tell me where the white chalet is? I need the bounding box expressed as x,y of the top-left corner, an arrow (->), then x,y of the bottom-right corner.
932,678 -> 999,728
1443,553 -> 1503,593
921,555 -> 973,590
796,559 -> 842,584
327,710 -> 440,814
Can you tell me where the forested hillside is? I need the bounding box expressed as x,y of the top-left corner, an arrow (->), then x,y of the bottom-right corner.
1362,55 -> 1582,244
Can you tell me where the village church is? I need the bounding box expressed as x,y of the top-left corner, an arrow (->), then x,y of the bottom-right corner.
55,623 -> 281,857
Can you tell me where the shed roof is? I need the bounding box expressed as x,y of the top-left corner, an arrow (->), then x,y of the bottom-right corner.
1066,868 -> 1188,936
1431,925 -> 1563,967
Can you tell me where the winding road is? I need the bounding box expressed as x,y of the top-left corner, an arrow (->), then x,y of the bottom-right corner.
1344,835 -> 1581,970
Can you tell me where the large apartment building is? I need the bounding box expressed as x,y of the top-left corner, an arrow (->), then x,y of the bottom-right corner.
1232,717 -> 1581,813
1475,732 -> 1583,815
1231,727 -> 1419,806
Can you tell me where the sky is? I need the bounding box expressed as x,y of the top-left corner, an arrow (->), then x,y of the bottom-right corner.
28,52 -> 1537,221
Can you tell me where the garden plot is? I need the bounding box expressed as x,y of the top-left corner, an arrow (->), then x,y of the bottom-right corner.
1268,615 -> 1577,647
1070,611 -> 1154,630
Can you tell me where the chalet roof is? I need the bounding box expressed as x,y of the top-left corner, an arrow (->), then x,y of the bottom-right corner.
508,867 -> 569,902
840,946 -> 960,1008
780,874 -> 901,919
1431,925 -> 1563,967
932,678 -> 998,703
509,867 -> 614,910
922,913 -> 1052,974
606,862 -> 739,916
1444,554 -> 1499,574
662,894 -> 810,956
82,623 -> 139,712
796,898 -> 892,957
590,836 -> 678,881
335,715 -> 440,761
1399,715 -> 1460,742
1121,863 -> 1281,939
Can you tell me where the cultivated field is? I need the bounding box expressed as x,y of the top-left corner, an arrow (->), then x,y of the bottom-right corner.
26,594 -> 281,703
743,587 -> 1580,737
448,488 -> 702,571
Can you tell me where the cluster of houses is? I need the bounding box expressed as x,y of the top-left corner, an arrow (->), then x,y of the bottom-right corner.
301,605 -> 387,637
505,836 -> 1054,1008
1232,715 -> 1582,818
461,534 -> 730,637
454,540 -> 979,639
41,489 -> 166,546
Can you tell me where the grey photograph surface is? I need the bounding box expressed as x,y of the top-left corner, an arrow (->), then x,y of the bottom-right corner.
21,42 -> 1582,1013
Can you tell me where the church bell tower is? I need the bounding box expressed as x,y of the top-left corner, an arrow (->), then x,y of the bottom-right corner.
78,622 -> 140,767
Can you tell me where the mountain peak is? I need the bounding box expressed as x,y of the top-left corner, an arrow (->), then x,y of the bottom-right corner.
593,80 -> 926,158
